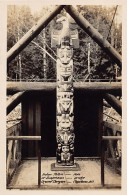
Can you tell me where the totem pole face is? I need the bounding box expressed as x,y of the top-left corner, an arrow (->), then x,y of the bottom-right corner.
57,46 -> 73,64
51,16 -> 79,166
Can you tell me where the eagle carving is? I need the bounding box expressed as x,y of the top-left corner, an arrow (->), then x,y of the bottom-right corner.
51,16 -> 79,48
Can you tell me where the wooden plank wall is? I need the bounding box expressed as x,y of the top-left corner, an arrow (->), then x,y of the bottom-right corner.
22,92 -> 41,157
21,91 -> 103,158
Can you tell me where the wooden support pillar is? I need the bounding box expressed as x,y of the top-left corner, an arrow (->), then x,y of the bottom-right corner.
98,96 -> 103,156
107,129 -> 116,162
38,140 -> 41,188
101,140 -> 105,186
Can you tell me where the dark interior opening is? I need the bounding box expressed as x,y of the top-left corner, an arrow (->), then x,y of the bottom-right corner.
22,90 -> 102,158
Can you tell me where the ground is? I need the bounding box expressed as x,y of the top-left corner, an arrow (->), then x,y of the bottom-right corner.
8,158 -> 121,189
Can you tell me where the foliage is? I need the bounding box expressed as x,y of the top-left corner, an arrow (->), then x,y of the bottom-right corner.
7,5 -> 122,81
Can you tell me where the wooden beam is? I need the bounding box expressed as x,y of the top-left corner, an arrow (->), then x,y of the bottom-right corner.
102,136 -> 122,140
7,82 -> 56,94
7,82 -> 121,95
7,136 -> 41,141
7,5 -> 65,64
7,91 -> 25,115
7,122 -> 22,136
65,5 -> 122,68
104,93 -> 122,116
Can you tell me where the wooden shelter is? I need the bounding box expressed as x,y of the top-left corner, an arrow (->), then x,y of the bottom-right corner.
6,5 -> 122,189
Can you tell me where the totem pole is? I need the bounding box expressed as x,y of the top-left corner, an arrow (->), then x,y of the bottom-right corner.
51,16 -> 79,167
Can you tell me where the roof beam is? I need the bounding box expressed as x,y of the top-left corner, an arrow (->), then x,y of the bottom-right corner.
7,91 -> 25,115
104,93 -> 122,116
7,5 -> 65,64
65,5 -> 122,68
7,82 -> 121,95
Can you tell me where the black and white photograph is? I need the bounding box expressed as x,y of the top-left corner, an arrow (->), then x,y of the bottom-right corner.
0,0 -> 126,193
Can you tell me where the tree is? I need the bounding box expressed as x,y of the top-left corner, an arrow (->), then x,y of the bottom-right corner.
74,5 -> 122,81
7,5 -> 122,81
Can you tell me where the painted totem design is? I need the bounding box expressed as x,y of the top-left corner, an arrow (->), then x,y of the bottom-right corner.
51,16 -> 79,165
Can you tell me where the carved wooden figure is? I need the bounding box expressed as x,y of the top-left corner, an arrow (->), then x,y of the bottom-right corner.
51,16 -> 79,166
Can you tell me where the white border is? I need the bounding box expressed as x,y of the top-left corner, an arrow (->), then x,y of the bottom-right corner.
0,0 -> 126,195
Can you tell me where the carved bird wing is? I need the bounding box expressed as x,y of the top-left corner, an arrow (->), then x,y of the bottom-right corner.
70,29 -> 79,48
51,17 -> 70,48
51,29 -> 62,48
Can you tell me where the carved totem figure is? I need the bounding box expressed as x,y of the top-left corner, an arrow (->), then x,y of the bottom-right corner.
51,16 -> 79,166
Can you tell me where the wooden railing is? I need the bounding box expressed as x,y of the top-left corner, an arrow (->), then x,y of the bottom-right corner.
6,135 -> 41,188
7,122 -> 41,187
6,122 -> 22,185
6,120 -> 121,188
101,135 -> 122,186
103,121 -> 122,167
101,121 -> 122,186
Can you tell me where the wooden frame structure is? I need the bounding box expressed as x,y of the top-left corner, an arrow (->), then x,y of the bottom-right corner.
7,82 -> 121,94
6,5 -> 122,189
7,5 -> 122,67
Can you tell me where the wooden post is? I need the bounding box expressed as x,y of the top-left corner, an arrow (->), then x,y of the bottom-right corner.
101,140 -> 105,186
38,140 -> 41,188
6,140 -> 13,181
